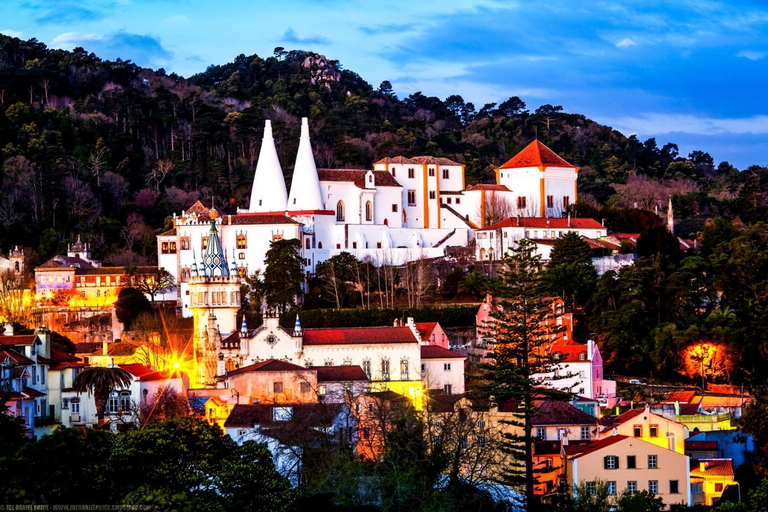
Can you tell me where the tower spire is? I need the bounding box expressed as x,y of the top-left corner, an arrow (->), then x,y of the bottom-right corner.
287,117 -> 324,211
667,195 -> 674,234
249,120 -> 288,212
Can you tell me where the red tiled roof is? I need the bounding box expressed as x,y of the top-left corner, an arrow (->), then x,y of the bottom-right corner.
75,342 -> 103,355
0,349 -> 34,365
318,169 -> 401,188
664,390 -> 698,404
303,326 -> 418,346
421,345 -> 465,359
49,347 -> 81,363
532,401 -> 597,426
499,140 -> 574,169
483,217 -> 605,231
691,459 -> 734,478
570,435 -> 629,459
119,363 -> 155,378
227,359 -> 306,376
49,361 -> 87,371
550,339 -> 589,363
374,156 -> 418,165
415,322 -> 438,339
311,365 -> 368,382
464,184 -> 511,192
409,156 -> 462,166
223,213 -> 300,226
707,384 -> 746,395
0,335 -> 37,346
109,343 -> 140,356
223,402 -> 344,429
140,370 -> 177,382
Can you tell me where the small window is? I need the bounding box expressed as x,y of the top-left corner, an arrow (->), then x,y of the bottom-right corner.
407,190 -> 416,206
236,234 -> 247,249
627,481 -> 637,495
627,455 -> 636,469
579,352 -> 586,361
391,204 -> 398,212
633,425 -> 642,438
649,480 -> 658,495
300,382 -> 311,393
408,168 -> 415,179
455,198 -> 460,204
273,381 -> 283,393
428,168 -> 435,177
336,201 -> 345,222
607,481 -> 617,495
429,191 -> 436,199
444,363 -> 451,371
586,482 -> 596,496
443,384 -> 453,394
537,427 -> 546,441
517,196 -> 526,209
563,196 -> 571,208
648,454 -> 657,469
547,195 -> 554,208
715,483 -> 724,493
442,168 -> 449,179
581,426 -> 590,440
318,385 -> 326,396
669,480 -> 679,494
365,201 -> 373,222
604,455 -> 618,470
649,425 -> 658,437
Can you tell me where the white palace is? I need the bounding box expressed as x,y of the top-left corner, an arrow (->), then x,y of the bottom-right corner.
158,117 -> 579,315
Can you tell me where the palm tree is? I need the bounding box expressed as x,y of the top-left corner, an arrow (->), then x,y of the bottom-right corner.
72,367 -> 133,426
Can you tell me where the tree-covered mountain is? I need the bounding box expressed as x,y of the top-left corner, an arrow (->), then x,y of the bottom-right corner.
0,34 -> 765,266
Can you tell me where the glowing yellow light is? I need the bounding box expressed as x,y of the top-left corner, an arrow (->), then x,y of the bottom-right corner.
174,362 -> 180,369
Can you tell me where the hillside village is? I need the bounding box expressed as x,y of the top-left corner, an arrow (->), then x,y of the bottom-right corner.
1,126 -> 759,511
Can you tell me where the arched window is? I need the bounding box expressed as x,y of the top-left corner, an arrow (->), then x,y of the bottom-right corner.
14,261 -> 19,272
479,248 -> 486,260
384,218 -> 389,226
318,242 -> 323,249
365,201 -> 373,222
336,201 -> 345,221
305,238 -> 311,249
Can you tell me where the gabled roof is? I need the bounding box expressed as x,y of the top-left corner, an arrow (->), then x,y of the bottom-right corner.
482,217 -> 605,231
550,339 -> 589,363
75,342 -> 103,355
570,435 -> 629,459
49,347 -> 81,363
409,156 -> 462,166
227,359 -> 306,376
690,459 -> 734,478
22,386 -> 46,398
663,390 -> 698,404
464,184 -> 511,192
311,365 -> 368,382
532,401 -> 597,426
0,348 -> 34,365
0,335 -> 37,346
499,140 -> 574,169
303,326 -> 418,346
119,363 -> 155,378
185,200 -> 210,216
49,361 -> 87,371
375,156 -> 418,165
37,255 -> 94,269
318,169 -> 401,188
421,345 -> 465,359
223,402 -> 344,429
415,322 -> 438,339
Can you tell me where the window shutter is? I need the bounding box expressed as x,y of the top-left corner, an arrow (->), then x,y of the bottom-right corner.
604,456 -> 609,469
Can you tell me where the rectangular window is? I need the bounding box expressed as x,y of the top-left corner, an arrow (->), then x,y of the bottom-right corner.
547,195 -> 554,208
408,168 -> 415,179
429,191 -> 436,199
363,361 -> 371,377
443,384 -> 452,395
428,168 -> 435,177
107,393 -> 119,414
237,234 -> 247,249
444,363 -> 451,371
649,425 -> 658,437
648,455 -> 657,469
604,455 -> 618,469
669,480 -> 679,494
607,481 -> 617,496
447,197 -> 452,204
563,196 -> 571,208
627,455 -> 636,469
392,204 -> 398,212
201,237 -> 208,250
442,168 -> 449,179
400,360 -> 409,380
381,360 -> 390,380
517,196 -> 526,209
715,483 -> 724,493
273,381 -> 283,393
537,427 -> 547,441
300,382 -> 311,393
407,190 -> 417,206
649,480 -> 658,495
586,482 -> 596,496
633,425 -> 642,437
455,198 -> 460,204
627,481 -> 637,495
581,426 -> 590,440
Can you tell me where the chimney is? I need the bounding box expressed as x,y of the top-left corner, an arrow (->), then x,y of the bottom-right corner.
699,461 -> 706,472
568,212 -> 571,228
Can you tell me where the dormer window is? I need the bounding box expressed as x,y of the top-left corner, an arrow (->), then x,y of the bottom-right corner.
579,353 -> 586,361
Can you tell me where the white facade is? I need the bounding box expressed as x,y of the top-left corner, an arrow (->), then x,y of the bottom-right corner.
420,349 -> 465,395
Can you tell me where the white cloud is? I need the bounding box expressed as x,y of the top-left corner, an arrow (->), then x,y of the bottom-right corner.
0,29 -> 23,38
737,50 -> 767,61
50,32 -> 104,48
616,37 -> 638,48
604,113 -> 768,136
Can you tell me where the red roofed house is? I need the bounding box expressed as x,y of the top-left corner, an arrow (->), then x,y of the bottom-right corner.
598,405 -> 688,455
420,345 -> 465,395
310,365 -> 369,403
566,434 -> 692,508
475,216 -> 607,262
690,459 -> 736,506
415,322 -> 449,349
227,359 -> 318,405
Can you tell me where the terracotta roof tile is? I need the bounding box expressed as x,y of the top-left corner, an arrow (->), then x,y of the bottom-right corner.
409,156 -> 462,166
374,156 -> 418,165
310,365 -> 368,382
570,435 -> 629,459
415,322 -> 438,339
0,335 -> 37,346
227,359 -> 306,376
224,213 -> 300,225
464,184 -> 511,192
318,169 -> 401,188
420,345 -> 465,359
482,217 -> 605,231
690,459 -> 734,478
499,140 -> 574,169
532,401 -> 597,426
303,326 -> 418,346
0,348 -> 34,365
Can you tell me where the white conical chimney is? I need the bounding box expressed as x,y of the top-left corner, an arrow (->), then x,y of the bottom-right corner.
287,117 -> 324,211
249,120 -> 288,212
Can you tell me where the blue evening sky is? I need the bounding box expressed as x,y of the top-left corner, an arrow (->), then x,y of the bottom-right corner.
2,0 -> 767,168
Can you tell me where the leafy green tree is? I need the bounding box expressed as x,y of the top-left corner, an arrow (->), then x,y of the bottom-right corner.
315,252 -> 358,309
72,366 -> 133,426
482,238 -> 567,510
458,269 -> 491,299
263,238 -> 303,312
616,490 -> 664,512
542,232 -> 597,317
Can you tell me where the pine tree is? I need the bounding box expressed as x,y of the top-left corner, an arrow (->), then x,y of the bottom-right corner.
483,238 -> 570,510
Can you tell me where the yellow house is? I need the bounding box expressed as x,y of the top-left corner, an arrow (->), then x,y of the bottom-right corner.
567,434 -> 692,509
690,459 -> 736,507
87,341 -> 143,367
599,405 -> 687,454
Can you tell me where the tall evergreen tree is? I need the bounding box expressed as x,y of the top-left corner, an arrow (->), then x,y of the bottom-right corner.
482,238 -> 569,510
263,238 -> 303,312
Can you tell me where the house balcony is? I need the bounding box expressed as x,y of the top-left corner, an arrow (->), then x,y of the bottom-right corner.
33,415 -> 57,426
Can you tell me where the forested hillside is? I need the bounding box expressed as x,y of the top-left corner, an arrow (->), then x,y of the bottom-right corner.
0,34 -> 765,266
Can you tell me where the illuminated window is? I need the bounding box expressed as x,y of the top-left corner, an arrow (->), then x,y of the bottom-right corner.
236,234 -> 247,249
201,237 -> 208,250
181,237 -> 191,250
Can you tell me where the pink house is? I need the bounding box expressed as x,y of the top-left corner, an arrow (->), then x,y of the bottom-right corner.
415,322 -> 449,349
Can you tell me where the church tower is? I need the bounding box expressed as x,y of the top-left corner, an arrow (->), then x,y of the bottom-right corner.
188,208 -> 241,387
287,117 -> 324,211
249,120 -> 288,213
